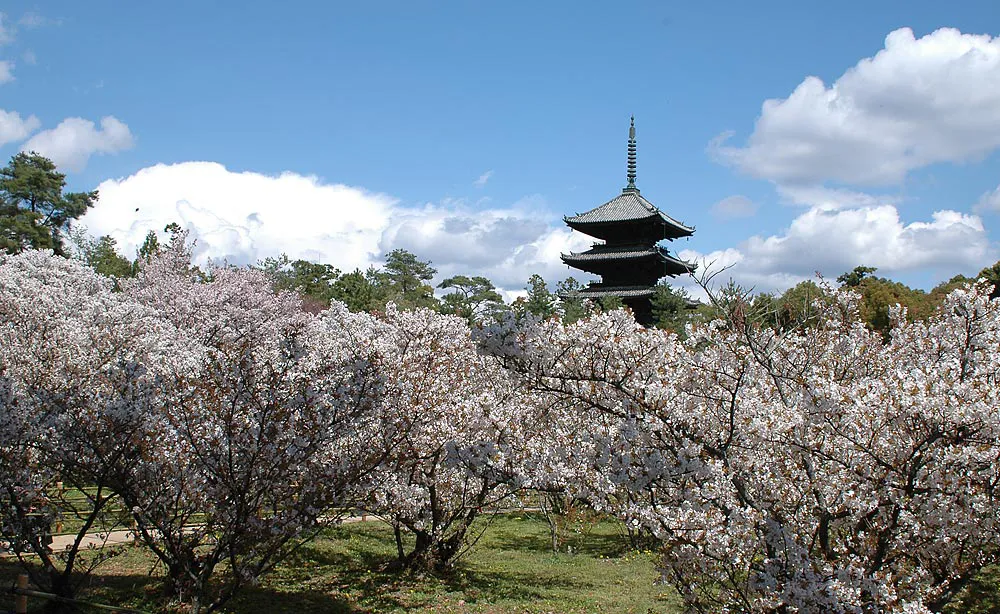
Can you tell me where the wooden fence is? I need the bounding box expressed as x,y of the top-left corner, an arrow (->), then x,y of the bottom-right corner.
7,573 -> 148,613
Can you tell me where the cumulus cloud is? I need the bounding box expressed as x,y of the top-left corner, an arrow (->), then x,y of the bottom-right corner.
0,108 -> 40,147
22,116 -> 134,172
81,162 -> 591,296
82,162 -> 396,273
711,195 -> 757,220
473,170 -> 494,187
0,60 -> 12,83
678,204 -> 996,296
975,185 -> 1000,214
88,163 -> 989,306
713,27 -> 1000,186
381,196 -> 592,290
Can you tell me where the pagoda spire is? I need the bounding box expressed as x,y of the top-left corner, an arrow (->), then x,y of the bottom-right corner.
626,116 -> 637,192
560,116 -> 696,327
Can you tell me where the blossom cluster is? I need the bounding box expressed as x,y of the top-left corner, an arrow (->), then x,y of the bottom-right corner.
2,238 -> 998,612
478,284 -> 1000,612
321,302 -> 530,570
0,241 -> 530,606
0,242 -> 386,610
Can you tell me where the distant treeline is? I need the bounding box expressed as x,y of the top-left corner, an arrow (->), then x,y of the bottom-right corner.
3,151 -> 998,335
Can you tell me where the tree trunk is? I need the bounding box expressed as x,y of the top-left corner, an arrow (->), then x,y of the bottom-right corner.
42,572 -> 79,613
394,524 -> 405,562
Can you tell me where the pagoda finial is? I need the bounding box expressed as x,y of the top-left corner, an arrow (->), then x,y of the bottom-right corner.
626,116 -> 638,191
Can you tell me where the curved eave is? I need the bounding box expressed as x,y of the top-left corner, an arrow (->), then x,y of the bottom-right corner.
564,214 -> 694,239
560,250 -> 662,265
559,286 -> 657,299
663,253 -> 698,274
560,247 -> 697,273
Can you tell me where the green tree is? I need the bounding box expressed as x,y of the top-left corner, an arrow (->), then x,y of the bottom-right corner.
0,203 -> 48,254
700,279 -> 766,330
595,295 -> 623,313
134,224 -> 190,273
331,267 -> 385,313
438,275 -> 505,324
67,228 -> 136,283
746,293 -> 785,329
775,280 -> 830,330
555,277 -> 590,324
855,277 -> 931,336
836,265 -> 878,288
838,266 -> 942,332
522,274 -> 557,319
977,260 -> 1000,300
929,274 -> 974,309
284,260 -> 339,304
256,253 -> 293,285
87,235 -> 135,280
380,249 -> 438,309
651,282 -> 695,333
257,254 -> 340,311
136,229 -> 161,263
0,152 -> 97,256
383,249 -> 436,295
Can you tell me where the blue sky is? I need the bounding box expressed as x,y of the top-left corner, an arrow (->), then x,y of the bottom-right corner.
2,1 -> 999,298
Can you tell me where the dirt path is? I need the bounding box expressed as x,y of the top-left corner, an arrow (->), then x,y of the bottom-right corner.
1,514 -> 378,559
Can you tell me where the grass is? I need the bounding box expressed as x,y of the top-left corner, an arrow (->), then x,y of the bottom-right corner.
1,513 -> 682,613
945,566 -> 1000,614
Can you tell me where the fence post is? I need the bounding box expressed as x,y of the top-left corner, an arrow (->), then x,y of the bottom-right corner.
14,573 -> 28,614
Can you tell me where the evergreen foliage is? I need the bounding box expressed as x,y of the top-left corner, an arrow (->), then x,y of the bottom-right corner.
438,274 -> 505,324
522,273 -> 557,319
555,277 -> 589,324
0,152 -> 97,256
650,281 -> 696,333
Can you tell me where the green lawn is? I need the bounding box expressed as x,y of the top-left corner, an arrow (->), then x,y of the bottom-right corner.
2,514 -> 682,613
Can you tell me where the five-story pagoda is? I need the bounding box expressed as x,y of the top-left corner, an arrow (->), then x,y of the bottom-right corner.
560,117 -> 695,326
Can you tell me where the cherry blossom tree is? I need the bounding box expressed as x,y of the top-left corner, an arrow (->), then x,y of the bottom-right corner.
479,284 -> 1000,613
0,250 -> 171,608
108,236 -> 383,613
0,242 -> 388,612
323,304 -> 527,571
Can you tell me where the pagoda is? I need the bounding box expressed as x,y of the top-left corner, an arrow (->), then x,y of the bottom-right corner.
560,117 -> 695,326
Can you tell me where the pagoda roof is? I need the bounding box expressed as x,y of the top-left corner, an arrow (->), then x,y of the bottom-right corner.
561,244 -> 691,266
564,188 -> 694,236
560,285 -> 657,299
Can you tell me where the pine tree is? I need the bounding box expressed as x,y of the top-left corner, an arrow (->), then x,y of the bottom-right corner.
0,152 -> 97,256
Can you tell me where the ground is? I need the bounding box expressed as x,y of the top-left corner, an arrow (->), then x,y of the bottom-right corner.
1,514 -> 681,613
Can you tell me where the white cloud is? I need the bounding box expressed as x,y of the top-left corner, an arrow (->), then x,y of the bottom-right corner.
775,184 -> 895,210
974,185 -> 1000,214
0,108 -> 40,147
82,162 -> 592,296
83,162 -> 396,274
710,195 -> 757,220
379,195 -> 593,290
679,204 -> 996,296
18,13 -> 47,29
713,27 -> 1000,186
22,116 -> 134,172
92,164 -> 990,305
473,169 -> 494,187
0,60 -> 12,84
0,13 -> 13,45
